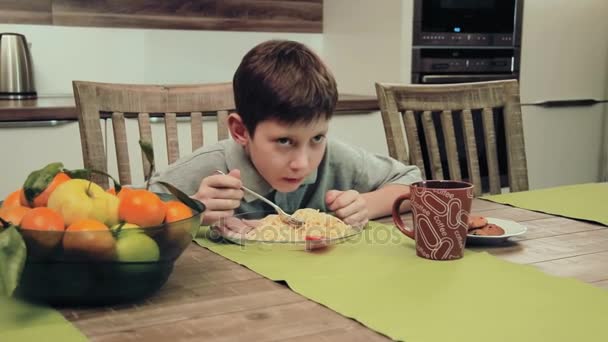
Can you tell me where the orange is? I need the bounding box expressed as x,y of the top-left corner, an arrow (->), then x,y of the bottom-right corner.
0,205 -> 32,226
107,186 -> 132,200
118,189 -> 167,227
64,219 -> 115,261
20,207 -> 65,231
18,207 -> 64,255
66,219 -> 109,232
164,200 -> 192,223
21,172 -> 71,207
2,189 -> 26,208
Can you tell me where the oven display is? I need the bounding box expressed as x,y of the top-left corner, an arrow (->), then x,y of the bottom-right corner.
422,0 -> 516,33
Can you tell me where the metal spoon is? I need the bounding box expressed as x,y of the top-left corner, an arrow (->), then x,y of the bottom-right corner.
215,170 -> 304,228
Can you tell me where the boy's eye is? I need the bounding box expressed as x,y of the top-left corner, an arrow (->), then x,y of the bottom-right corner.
276,138 -> 292,146
312,135 -> 325,143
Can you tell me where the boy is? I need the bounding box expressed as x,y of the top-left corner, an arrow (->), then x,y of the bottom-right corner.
151,40 -> 422,226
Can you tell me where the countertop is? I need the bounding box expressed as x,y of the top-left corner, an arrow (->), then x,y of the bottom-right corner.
0,94 -> 380,122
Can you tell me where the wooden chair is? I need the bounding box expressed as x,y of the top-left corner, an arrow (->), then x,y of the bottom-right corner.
73,81 -> 235,188
375,80 -> 528,196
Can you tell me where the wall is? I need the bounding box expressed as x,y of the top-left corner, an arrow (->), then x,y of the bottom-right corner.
322,0 -> 414,157
0,121 -> 83,199
322,0 -> 412,96
0,23 -> 395,197
0,24 -> 322,94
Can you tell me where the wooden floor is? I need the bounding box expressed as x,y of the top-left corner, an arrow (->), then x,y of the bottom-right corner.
59,199 -> 608,341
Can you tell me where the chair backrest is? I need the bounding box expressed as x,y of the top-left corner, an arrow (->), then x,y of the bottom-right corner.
375,80 -> 528,196
73,81 -> 235,188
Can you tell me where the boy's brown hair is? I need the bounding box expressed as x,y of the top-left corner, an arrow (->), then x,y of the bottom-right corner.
233,40 -> 338,134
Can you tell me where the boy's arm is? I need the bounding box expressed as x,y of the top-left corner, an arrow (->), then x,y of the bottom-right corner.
361,183 -> 412,220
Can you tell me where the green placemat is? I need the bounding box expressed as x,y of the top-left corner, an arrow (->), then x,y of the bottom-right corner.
0,297 -> 87,342
196,222 -> 608,342
482,183 -> 608,226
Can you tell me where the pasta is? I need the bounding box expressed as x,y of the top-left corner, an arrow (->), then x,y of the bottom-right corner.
244,208 -> 354,242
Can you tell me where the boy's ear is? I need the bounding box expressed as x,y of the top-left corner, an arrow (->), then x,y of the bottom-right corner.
228,113 -> 250,146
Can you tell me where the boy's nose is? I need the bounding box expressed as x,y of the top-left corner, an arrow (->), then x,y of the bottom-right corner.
289,150 -> 309,170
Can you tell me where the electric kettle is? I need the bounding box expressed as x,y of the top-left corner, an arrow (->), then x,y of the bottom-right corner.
0,33 -> 36,99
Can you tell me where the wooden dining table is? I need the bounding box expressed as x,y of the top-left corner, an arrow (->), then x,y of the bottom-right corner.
58,198 -> 608,341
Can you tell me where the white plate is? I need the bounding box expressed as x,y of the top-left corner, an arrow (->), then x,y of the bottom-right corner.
209,211 -> 364,251
466,217 -> 527,244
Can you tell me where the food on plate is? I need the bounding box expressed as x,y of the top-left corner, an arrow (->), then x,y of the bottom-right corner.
467,214 -> 506,236
468,223 -> 505,236
467,215 -> 488,229
244,208 -> 355,242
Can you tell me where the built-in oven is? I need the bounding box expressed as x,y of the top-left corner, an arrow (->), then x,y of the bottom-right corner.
413,0 -> 523,47
411,48 -> 519,84
410,0 -> 524,190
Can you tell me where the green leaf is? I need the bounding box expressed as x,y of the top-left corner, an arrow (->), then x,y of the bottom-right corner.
0,226 -> 27,297
64,168 -> 91,180
22,162 -> 64,206
139,139 -> 155,166
153,181 -> 206,213
139,140 -> 156,189
67,168 -> 123,193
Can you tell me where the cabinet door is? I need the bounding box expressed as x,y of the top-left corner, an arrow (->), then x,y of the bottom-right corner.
601,103 -> 608,181
0,121 -> 83,198
519,0 -> 608,102
521,104 -> 604,189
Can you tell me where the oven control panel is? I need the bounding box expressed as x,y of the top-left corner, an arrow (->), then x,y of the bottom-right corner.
411,48 -> 519,73
419,57 -> 513,73
414,33 -> 515,46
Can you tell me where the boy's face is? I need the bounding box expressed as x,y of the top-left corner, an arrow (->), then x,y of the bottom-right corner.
245,117 -> 329,193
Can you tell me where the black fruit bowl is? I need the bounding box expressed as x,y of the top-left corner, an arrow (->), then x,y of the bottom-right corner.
11,208 -> 202,306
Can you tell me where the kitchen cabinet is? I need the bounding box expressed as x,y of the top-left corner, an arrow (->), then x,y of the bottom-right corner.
0,121 -> 84,198
519,0 -> 608,103
521,104 -> 605,189
0,1 -> 323,33
518,0 -> 608,189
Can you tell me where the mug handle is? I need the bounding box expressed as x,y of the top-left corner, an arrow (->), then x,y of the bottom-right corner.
392,193 -> 415,240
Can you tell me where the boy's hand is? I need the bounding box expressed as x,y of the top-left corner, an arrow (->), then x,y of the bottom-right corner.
193,169 -> 244,224
325,189 -> 369,228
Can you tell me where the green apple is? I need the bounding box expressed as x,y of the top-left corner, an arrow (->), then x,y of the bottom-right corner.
111,222 -> 141,235
115,232 -> 160,262
47,179 -> 120,227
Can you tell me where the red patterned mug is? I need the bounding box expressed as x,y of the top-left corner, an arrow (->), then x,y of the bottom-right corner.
392,180 -> 474,260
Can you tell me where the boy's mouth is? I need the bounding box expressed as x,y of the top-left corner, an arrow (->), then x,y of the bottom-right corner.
283,177 -> 303,184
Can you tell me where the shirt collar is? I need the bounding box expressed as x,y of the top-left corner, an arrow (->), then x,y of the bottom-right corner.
224,139 -> 319,202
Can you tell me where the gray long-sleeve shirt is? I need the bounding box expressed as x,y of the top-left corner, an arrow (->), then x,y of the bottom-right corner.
150,139 -> 422,215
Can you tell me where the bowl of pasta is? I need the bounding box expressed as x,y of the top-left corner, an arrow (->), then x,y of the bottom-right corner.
211,208 -> 364,251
